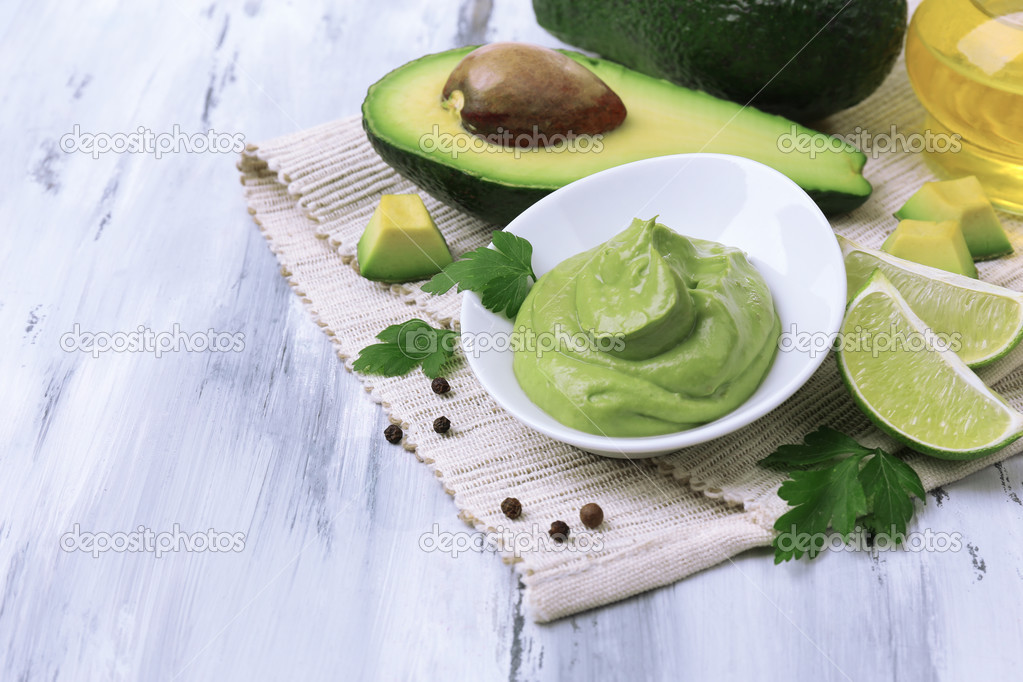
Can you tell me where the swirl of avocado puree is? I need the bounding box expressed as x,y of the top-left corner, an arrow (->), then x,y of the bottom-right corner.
512,217 -> 780,437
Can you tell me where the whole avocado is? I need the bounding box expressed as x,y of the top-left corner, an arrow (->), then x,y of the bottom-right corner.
533,0 -> 908,122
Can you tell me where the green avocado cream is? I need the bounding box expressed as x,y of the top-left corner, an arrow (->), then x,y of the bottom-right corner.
512,217 -> 781,437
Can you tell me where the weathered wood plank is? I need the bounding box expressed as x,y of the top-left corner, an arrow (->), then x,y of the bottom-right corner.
1,0 -> 1021,680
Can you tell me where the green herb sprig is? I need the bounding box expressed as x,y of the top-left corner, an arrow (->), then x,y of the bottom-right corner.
352,319 -> 458,379
422,231 -> 537,318
763,427 -> 925,563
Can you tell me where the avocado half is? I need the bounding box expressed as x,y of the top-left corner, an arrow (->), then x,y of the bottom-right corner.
362,47 -> 871,226
533,0 -> 907,122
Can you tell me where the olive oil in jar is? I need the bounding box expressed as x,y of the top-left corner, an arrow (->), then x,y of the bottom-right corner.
905,0 -> 1023,212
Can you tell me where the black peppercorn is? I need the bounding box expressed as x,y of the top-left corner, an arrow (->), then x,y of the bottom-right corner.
580,503 -> 604,529
549,520 -> 570,542
431,377 -> 451,394
501,497 -> 522,519
433,416 -> 451,433
383,424 -> 403,444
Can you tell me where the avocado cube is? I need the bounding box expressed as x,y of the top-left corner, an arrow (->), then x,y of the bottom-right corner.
894,176 -> 1012,261
882,219 -> 978,279
357,194 -> 453,282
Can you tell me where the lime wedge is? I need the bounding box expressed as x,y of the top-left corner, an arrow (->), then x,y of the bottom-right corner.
838,271 -> 1023,459
839,235 -> 1023,367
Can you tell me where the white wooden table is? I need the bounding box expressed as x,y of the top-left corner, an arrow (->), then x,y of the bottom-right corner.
3,1 -> 1022,680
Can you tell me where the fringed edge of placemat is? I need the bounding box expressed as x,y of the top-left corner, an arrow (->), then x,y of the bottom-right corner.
238,141 -> 789,622
237,110 -> 1023,620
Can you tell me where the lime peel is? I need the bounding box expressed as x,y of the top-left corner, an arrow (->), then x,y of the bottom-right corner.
838,270 -> 1023,460
839,235 -> 1023,368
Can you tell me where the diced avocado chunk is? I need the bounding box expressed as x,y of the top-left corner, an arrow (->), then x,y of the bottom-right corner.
882,219 -> 978,279
357,194 -> 453,282
894,176 -> 1012,261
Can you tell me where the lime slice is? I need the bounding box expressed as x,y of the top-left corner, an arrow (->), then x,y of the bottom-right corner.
839,235 -> 1023,367
838,271 -> 1023,460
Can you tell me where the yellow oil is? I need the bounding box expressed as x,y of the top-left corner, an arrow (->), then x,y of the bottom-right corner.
905,0 -> 1023,212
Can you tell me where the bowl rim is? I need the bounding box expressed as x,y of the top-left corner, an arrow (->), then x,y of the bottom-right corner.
459,152 -> 846,456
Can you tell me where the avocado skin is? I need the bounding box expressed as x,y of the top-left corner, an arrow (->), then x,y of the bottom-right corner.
533,0 -> 907,122
363,117 -> 547,226
363,118 -> 863,225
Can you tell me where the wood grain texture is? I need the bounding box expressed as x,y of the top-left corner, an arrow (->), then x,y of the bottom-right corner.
1,0 -> 1022,680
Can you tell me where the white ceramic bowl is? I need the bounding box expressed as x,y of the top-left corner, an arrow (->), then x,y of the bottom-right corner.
460,153 -> 846,457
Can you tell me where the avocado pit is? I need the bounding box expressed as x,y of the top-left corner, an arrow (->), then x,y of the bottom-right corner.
441,42 -> 627,148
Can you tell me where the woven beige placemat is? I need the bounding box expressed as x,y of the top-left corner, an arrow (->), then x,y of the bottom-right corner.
238,47 -> 1023,622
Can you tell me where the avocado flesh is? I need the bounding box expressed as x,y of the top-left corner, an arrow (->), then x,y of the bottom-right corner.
357,194 -> 453,282
882,219 -> 978,279
362,47 -> 871,226
894,177 -> 1012,261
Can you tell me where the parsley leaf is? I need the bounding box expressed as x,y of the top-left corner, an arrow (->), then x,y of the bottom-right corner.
422,231 -> 537,318
352,319 -> 458,379
762,426 -> 873,470
858,450 -> 926,543
352,342 -> 424,377
763,428 -> 925,563
773,455 -> 868,562
420,339 -> 456,378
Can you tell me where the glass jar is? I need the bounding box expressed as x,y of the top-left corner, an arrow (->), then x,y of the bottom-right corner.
905,0 -> 1023,213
